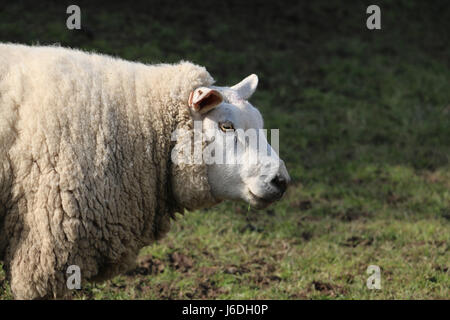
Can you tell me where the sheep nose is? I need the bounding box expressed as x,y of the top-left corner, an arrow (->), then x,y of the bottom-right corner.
270,173 -> 288,195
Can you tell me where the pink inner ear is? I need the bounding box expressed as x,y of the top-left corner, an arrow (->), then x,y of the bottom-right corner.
197,91 -> 222,109
189,89 -> 223,113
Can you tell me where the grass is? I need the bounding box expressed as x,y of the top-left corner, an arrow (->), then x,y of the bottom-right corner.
0,0 -> 449,299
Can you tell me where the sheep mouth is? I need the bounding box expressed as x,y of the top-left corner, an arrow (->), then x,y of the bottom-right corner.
248,190 -> 274,209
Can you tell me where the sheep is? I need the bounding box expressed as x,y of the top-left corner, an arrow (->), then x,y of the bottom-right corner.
0,43 -> 290,299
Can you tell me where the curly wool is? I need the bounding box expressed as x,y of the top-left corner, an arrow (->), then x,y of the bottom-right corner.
0,43 -> 217,299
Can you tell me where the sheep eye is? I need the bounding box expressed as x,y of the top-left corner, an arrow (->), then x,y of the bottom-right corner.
219,121 -> 235,132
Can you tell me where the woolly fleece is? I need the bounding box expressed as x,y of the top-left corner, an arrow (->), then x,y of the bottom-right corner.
0,43 -> 217,299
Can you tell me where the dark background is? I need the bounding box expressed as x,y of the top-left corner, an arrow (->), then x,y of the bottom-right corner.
0,0 -> 448,299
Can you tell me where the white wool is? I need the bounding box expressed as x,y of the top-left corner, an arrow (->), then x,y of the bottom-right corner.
0,43 -> 217,299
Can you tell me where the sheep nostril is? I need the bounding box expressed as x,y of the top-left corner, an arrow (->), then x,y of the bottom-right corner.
270,174 -> 287,194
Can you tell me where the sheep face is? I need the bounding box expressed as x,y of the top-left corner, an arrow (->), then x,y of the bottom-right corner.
188,75 -> 291,209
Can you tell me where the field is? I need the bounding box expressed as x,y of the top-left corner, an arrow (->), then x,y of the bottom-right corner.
0,0 -> 449,299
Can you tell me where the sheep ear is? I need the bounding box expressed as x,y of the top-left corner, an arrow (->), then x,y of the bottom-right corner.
188,87 -> 223,114
231,74 -> 258,100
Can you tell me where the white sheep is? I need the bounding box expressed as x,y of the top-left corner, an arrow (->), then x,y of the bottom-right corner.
0,43 -> 290,299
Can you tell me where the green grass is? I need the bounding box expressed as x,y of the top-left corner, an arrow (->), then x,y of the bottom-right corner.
0,0 -> 449,299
